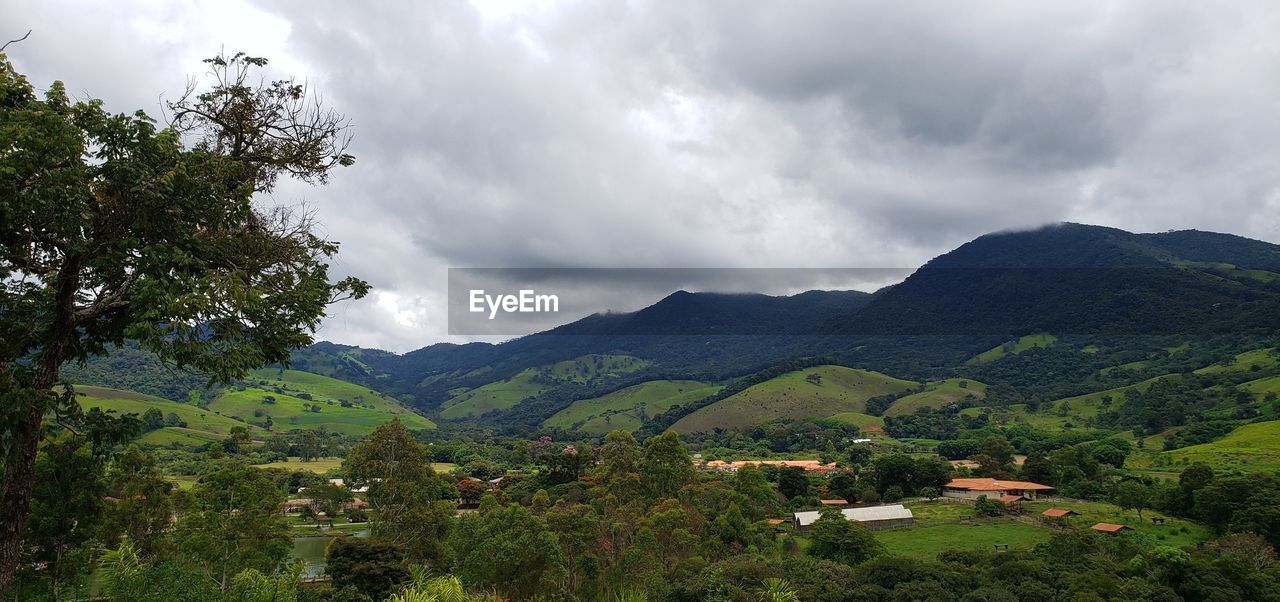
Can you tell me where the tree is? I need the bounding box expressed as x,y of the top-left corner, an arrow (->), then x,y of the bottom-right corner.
100,446 -> 175,556
310,482 -> 354,517
778,466 -> 810,500
298,430 -> 323,461
919,487 -> 940,501
172,465 -> 292,592
449,503 -> 567,599
326,538 -> 409,600
345,419 -> 453,562
458,479 -> 487,507
807,509 -> 884,565
19,435 -> 105,598
735,464 -> 782,519
1113,480 -> 1152,520
0,51 -> 367,594
640,432 -> 694,499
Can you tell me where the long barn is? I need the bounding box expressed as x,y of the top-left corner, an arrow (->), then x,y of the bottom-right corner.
793,504 -> 915,531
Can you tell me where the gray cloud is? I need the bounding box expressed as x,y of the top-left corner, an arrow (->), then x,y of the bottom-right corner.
5,0 -> 1280,350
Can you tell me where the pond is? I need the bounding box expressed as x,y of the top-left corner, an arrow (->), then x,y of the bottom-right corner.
291,529 -> 370,577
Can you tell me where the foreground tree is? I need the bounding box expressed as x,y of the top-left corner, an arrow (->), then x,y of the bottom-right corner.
345,419 -> 455,563
0,51 -> 367,594
172,465 -> 291,592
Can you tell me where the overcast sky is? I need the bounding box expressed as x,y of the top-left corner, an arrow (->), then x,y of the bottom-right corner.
6,1 -> 1280,351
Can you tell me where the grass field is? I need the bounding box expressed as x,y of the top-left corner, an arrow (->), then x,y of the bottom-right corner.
1165,419 -> 1280,473
965,333 -> 1057,365
254,456 -> 346,473
544,380 -> 719,434
209,387 -> 435,435
872,498 -> 1212,558
1041,374 -> 1179,421
441,355 -> 649,419
1241,374 -> 1280,400
827,412 -> 886,428
959,404 -> 1075,430
1193,348 -> 1279,375
76,386 -> 258,439
885,379 -> 987,417
137,427 -> 224,446
671,366 -> 917,433
877,520 -> 1052,557
1021,500 -> 1212,547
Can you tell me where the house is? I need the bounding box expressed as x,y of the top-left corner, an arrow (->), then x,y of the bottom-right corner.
1091,522 -> 1132,534
1041,508 -> 1077,519
281,498 -> 316,514
793,504 -> 914,531
943,478 -> 1055,500
819,499 -> 849,506
703,459 -> 839,474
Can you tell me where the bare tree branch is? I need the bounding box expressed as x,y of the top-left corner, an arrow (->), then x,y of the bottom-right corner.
0,30 -> 31,53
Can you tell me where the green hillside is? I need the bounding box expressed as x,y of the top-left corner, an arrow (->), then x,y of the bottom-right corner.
545,380 -> 719,434
965,333 -> 1056,365
885,379 -> 987,417
440,354 -> 649,419
1166,420 -> 1280,472
671,365 -> 917,433
75,386 -> 259,445
1193,348 -> 1279,375
1241,374 -> 1280,399
209,370 -> 435,435
1047,374 -> 1179,418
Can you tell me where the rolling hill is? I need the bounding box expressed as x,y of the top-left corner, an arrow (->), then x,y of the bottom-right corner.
439,355 -> 650,419
74,386 -> 262,446
1166,420 -> 1280,472
210,369 -> 435,435
544,380 -> 720,434
884,378 -> 988,417
671,365 -> 917,433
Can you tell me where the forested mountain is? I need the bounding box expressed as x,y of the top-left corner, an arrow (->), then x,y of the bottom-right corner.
76,223 -> 1280,432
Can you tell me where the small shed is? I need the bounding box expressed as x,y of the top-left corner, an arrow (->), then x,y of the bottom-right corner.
1091,522 -> 1132,534
1041,508 -> 1077,518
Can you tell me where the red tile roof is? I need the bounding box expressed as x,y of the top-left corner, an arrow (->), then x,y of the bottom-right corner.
1042,508 -> 1076,518
944,478 -> 1054,491
998,494 -> 1025,503
766,519 -> 787,525
1091,522 -> 1130,533
819,499 -> 850,506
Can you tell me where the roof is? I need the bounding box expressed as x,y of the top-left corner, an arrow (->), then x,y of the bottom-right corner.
704,459 -> 839,473
765,519 -> 787,525
944,478 -> 1054,492
1042,508 -> 1076,518
998,494 -> 1025,503
819,499 -> 850,506
794,504 -> 914,527
1091,522 -> 1131,533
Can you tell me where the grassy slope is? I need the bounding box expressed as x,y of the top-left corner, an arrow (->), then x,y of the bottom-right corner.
1165,420 -> 1280,472
76,386 -> 256,439
965,333 -> 1057,365
440,354 -> 649,419
209,387 -> 434,435
671,366 -> 917,433
876,499 -> 1210,558
544,380 -> 719,434
1193,348 -> 1280,375
885,379 -> 988,417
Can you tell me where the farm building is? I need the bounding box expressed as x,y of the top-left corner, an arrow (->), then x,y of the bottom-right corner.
1042,508 -> 1077,518
1091,522 -> 1132,534
703,459 -> 840,474
793,504 -> 914,531
819,499 -> 849,506
943,478 -> 1055,500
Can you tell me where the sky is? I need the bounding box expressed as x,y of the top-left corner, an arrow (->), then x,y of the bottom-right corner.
5,1 -> 1280,351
